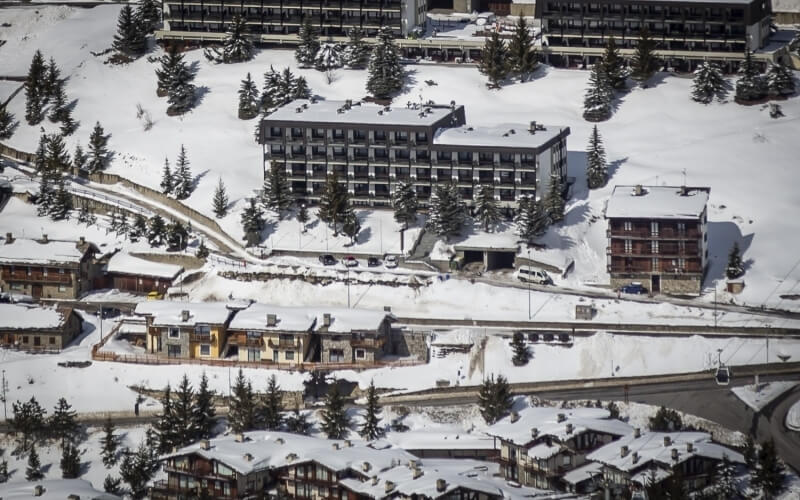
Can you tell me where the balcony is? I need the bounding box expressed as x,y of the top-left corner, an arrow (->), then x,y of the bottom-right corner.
351,337 -> 386,348
268,338 -> 299,349
1,271 -> 72,284
190,333 -> 213,343
607,228 -> 702,239
150,480 -> 235,499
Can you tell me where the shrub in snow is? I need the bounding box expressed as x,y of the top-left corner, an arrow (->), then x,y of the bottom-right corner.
317,172 -> 350,235
315,43 -> 344,71
478,30 -> 509,88
511,332 -> 531,366
753,440 -> 785,498
25,444 -> 43,481
691,62 -> 726,104
648,405 -> 683,431
342,206 -> 361,245
0,102 -> 19,140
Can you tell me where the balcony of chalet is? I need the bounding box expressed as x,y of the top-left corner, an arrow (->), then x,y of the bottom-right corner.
1,269 -> 72,284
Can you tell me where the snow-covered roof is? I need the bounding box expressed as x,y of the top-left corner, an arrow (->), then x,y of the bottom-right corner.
106,252 -> 183,279
605,185 -> 710,220
265,99 -> 460,128
562,461 -> 603,485
1,479 -> 121,499
0,303 -> 69,330
314,307 -> 393,334
485,406 -> 633,445
0,237 -> 91,265
229,303 -> 316,332
434,123 -> 568,151
385,430 -> 495,450
526,442 -> 561,459
134,301 -> 238,326
586,431 -> 745,473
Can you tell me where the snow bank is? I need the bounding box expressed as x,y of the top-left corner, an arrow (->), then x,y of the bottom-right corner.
731,381 -> 799,412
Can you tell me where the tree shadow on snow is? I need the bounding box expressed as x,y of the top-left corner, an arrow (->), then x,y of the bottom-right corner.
640,71 -> 671,90
704,221 -> 754,287
193,85 -> 211,108
192,169 -> 210,191
607,156 -> 628,184
398,68 -> 420,100
68,320 -> 97,348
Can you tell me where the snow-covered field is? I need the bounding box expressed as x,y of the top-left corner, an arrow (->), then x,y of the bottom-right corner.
731,381 -> 799,412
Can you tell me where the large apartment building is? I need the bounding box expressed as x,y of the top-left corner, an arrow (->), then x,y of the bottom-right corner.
259,99 -> 570,207
605,185 -> 710,295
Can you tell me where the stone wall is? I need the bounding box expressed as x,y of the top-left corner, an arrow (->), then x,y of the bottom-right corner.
610,275 -> 702,296
389,329 -> 429,362
160,327 -> 191,358
130,252 -> 204,270
321,337 -> 353,363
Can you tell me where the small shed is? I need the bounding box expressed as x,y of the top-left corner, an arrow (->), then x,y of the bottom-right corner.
105,252 -> 183,295
726,279 -> 745,294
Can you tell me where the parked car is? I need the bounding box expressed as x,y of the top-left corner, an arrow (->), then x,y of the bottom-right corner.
620,282 -> 648,295
384,255 -> 399,268
344,256 -> 358,267
319,254 -> 337,266
367,257 -> 381,267
515,267 -> 552,285
146,291 -> 163,300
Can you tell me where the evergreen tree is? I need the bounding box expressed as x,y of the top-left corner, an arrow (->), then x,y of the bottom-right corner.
342,29 -> 370,69
77,203 -> 96,226
0,451 -> 8,483
60,442 -> 81,478
714,454 -> 739,499
136,0 -> 161,32
735,50 -> 766,102
366,27 -> 404,99
129,213 -> 148,242
630,27 -> 658,82
602,36 -> 627,90
726,242 -> 744,279
49,177 -> 73,221
58,107 -> 77,136
0,102 -> 18,140
297,203 -> 310,231
315,43 -> 344,72
166,220 -> 189,251
25,445 -> 43,481
743,435 -> 757,469
167,59 -> 197,115
286,405 -> 312,434
295,18 -> 321,68
194,372 -> 216,439
648,406 -> 683,431
87,121 -> 111,173
196,239 -> 210,259
583,63 -> 612,122
478,30 -> 509,88
147,214 -> 168,247
753,440 -> 784,498
43,57 -> 61,101
477,374 -> 513,424
586,125 -> 608,189
112,5 -> 146,57
72,144 -> 87,171
46,133 -> 72,173
34,130 -> 48,174
262,164 -> 292,216
474,185 -> 500,232
229,369 -> 258,433
342,206 -> 361,245
49,397 -> 79,446
507,16 -> 537,81
321,385 -> 350,439
545,173 -> 565,223
10,397 -> 47,456
100,417 -> 121,468
294,75 -> 311,99
173,145 -> 194,200
205,15 -> 254,63
24,50 -> 46,125
160,157 -> 174,194
155,45 -> 184,97
213,177 -> 229,218
514,196 -> 549,243
241,198 -> 265,247
392,181 -> 418,228
261,374 -> 283,431
119,440 -> 160,499
36,172 -> 55,218
691,62 -> 726,104
260,66 -> 282,110
606,401 -> 620,419
173,375 -> 199,447
103,475 -> 122,494
359,380 -> 382,440
155,384 -> 179,453
511,331 -> 530,366
117,211 -> 130,236
317,172 -> 348,235
766,62 -> 795,97
238,72 -> 260,119
428,183 -> 466,240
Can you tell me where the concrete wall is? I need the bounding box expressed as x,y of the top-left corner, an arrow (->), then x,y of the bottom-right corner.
610,274 -> 702,296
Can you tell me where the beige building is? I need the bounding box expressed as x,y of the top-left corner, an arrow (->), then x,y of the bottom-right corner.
0,303 -> 82,351
227,304 -> 316,364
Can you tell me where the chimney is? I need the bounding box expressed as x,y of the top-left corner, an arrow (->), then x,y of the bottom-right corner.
332,442 -> 340,450
276,437 -> 285,444
632,451 -> 639,464
436,479 -> 447,492
41,234 -> 48,243
634,428 -> 641,439
671,448 -> 679,461
679,185 -> 688,196
323,313 -> 332,326
200,439 -> 210,450
286,453 -> 298,462
510,411 -> 520,423
34,485 -> 44,496
557,413 -> 566,423
267,313 -> 277,326
686,442 -> 694,453
566,423 -> 574,434
531,427 -> 539,438
243,453 -> 254,462
235,433 -> 245,443
409,459 -> 420,469
663,436 -> 671,447
620,445 -> 629,458
295,107 -> 303,113
384,305 -> 392,312
78,236 -> 85,246
385,481 -> 395,493
634,184 -> 644,196
529,121 -> 537,133
362,461 -> 371,472
181,310 -> 190,322
4,232 -> 12,244
371,476 -> 379,486
413,468 -> 424,479
345,99 -> 353,109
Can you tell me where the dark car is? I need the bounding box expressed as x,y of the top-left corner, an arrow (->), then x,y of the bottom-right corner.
367,257 -> 381,267
620,282 -> 648,295
318,254 -> 337,266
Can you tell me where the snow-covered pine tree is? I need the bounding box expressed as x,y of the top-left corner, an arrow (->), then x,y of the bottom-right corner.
296,18 -> 320,68
0,452 -> 8,483
691,61 -> 726,104
321,385 -> 351,439
129,213 -> 147,242
72,144 -> 87,171
34,130 -> 48,174
58,107 -> 77,136
147,214 -> 168,247
228,369 -> 258,433
155,384 -> 179,453
366,27 -> 404,99
24,50 -> 46,125
0,102 -> 18,140
241,198 -> 265,247
166,59 -> 197,115
155,45 -> 184,97
545,173 -> 565,223
260,66 -> 282,110
507,16 -> 538,81
766,62 -> 795,97
342,29 -> 370,69
100,417 -> 120,468
196,239 -> 209,258
103,475 -> 122,494
212,177 -> 229,218
120,439 -> 159,499
714,454 -> 739,499
583,63 -> 612,122
49,177 -> 73,221
173,145 -> 194,200
514,195 -> 549,243
428,183 -> 466,240
630,27 -> 658,82
261,374 -> 283,431
166,220 -> 189,251
194,372 -> 216,439
391,181 -> 418,228
49,397 -> 79,446
87,121 -> 111,173
286,405 -> 312,434
735,50 -> 766,103
46,132 -> 72,173
292,75 -> 311,99
753,440 -> 784,498
262,164 -> 292,216
511,331 -> 531,366
315,43 -> 344,72
342,206 -> 361,245
359,380 -> 382,440
36,173 -> 54,217
136,0 -> 161,32
60,442 -> 81,478
726,241 -> 744,279
479,30 -> 509,88
112,4 -> 146,57
26,444 -> 43,481
205,15 -> 254,64
117,212 -> 130,236
474,185 -> 501,232
477,375 -> 513,424
586,125 -> 608,189
318,172 -> 348,234
160,157 -> 173,194
238,72 -> 260,119
172,375 -> 198,447
44,57 -> 61,102
602,36 -> 627,91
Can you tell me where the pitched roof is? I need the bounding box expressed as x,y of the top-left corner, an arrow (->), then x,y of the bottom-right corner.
0,238 -> 93,265
0,303 -> 70,330
314,308 -> 393,334
228,303 -> 316,332
134,301 -> 238,326
605,185 -> 710,220
105,252 -> 183,279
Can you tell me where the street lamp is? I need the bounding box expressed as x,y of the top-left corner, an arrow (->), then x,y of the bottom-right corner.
527,249 -> 532,320
346,267 -> 351,309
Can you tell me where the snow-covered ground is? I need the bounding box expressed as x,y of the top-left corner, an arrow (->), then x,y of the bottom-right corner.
731,381 -> 799,412
787,399 -> 800,431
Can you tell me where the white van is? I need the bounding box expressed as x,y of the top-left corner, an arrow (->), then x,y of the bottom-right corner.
515,267 -> 552,285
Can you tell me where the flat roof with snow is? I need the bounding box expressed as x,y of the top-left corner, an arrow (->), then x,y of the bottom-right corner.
434,123 -> 568,152
0,303 -> 69,330
106,252 -> 183,279
0,238 -> 89,265
264,99 -> 461,128
605,185 -> 710,220
1,478 -> 120,500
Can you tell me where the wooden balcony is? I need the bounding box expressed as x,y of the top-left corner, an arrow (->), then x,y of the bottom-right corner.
351,337 -> 386,349
607,228 -> 702,240
1,270 -> 73,284
189,333 -> 213,343
268,338 -> 300,349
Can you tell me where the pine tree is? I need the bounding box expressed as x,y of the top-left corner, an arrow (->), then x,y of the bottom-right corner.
229,369 -> 258,433
100,417 -> 121,468
87,122 -> 111,173
630,27 -> 658,82
366,27 -> 404,99
120,440 -> 159,499
261,374 -> 283,430
173,375 -> 199,448
34,130 -> 48,174
117,211 -> 130,236
45,57 -> 63,114
342,206 -> 361,245
545,173 -> 565,223
155,45 -> 184,97
129,213 -> 148,242
0,451 -> 8,483
286,405 -> 312,434
25,444 -> 43,481
212,177 -> 229,218
196,239 -> 210,259
155,384 -> 178,453
511,331 -> 531,366
166,220 -> 189,251
315,43 -> 344,72
112,5 -> 146,57
294,75 -> 311,99
167,59 -> 197,115
205,15 -> 254,63
691,62 -> 726,104
77,202 -> 96,226
342,29 -> 370,69
58,107 -> 77,136
173,145 -> 194,200
586,125 -> 608,189
583,63 -> 612,122
478,374 -> 513,424
103,475 -> 122,494
714,454 -> 739,499
49,177 -> 73,221
392,181 -> 418,229
241,198 -> 265,247
60,442 -> 81,478
260,66 -> 282,110
238,73 -> 260,119
602,36 -> 627,91
648,406 -> 683,431
474,185 -> 500,232
507,16 -> 537,81
359,380 -> 382,440
514,196 -> 549,243
36,173 -> 55,217
743,435 -> 757,469
296,18 -> 320,68
194,372 -> 216,439
727,242 -> 744,279
297,203 -> 310,232
72,144 -> 87,171
262,164 -> 292,216
479,30 -> 509,88
10,397 -> 47,456
147,214 -> 168,247
753,440 -> 784,498
137,0 -> 161,32
428,183 -> 466,240
0,102 -> 18,140
49,397 -> 79,446
46,133 -> 72,173
766,62 -> 795,97
735,50 -> 766,102
321,385 -> 350,439
160,157 -> 174,194
317,172 -> 348,235
24,50 -> 46,125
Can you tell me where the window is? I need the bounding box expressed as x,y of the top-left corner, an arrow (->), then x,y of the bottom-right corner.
374,130 -> 386,140
270,126 -> 282,137
355,348 -> 365,359
270,144 -> 285,154
333,129 -> 345,139
312,128 -> 325,138
316,465 -> 330,481
168,345 -> 181,358
458,151 -> 472,162
651,241 -> 659,254
58,285 -> 66,292
396,131 -> 408,142
677,222 -> 686,234
59,268 -> 65,275
273,350 -> 279,362
329,349 -> 345,362
416,132 -> 428,143
624,240 -> 632,253
34,336 -> 41,347
27,267 -> 31,276
562,455 -> 572,466
168,327 -> 180,339
650,221 -> 659,236
285,350 -> 295,361
291,145 -> 306,155
623,221 -> 632,231
200,344 -> 211,356
353,129 -> 367,140
248,348 -> 261,362
291,127 -> 303,138
652,258 -> 659,271
43,268 -> 48,277
22,336 -> 29,344
49,336 -> 56,344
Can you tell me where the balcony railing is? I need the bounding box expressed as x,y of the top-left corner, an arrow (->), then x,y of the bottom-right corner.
1,271 -> 72,284
268,338 -> 299,349
189,333 -> 213,343
608,228 -> 701,239
351,337 -> 386,348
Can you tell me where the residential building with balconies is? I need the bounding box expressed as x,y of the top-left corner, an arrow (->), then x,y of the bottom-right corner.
314,308 -> 394,364
605,185 -> 710,295
259,99 -> 570,208
0,303 -> 82,352
226,304 -> 316,364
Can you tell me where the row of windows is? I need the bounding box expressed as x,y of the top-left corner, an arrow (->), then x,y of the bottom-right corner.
547,3 -> 745,18
18,335 -> 59,346
9,283 -> 68,292
167,325 -> 212,338
7,266 -> 67,275
271,144 -> 536,163
272,127 -> 428,143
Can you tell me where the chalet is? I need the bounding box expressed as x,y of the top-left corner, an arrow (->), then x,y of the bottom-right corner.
486,406 -> 632,490
0,303 -> 82,351
3,478 -> 121,499
104,252 -> 183,295
226,304 -> 316,364
605,185 -> 710,295
314,308 -> 395,364
0,234 -> 99,300
384,430 -> 498,460
586,430 -> 745,497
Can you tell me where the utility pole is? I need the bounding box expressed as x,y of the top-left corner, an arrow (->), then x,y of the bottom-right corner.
527,249 -> 531,320
346,267 -> 351,308
1,369 -> 7,421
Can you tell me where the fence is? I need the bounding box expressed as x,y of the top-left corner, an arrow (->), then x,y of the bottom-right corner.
69,185 -> 152,217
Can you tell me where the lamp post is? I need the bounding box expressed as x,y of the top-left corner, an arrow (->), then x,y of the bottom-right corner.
178,232 -> 184,300
346,267 -> 351,309
527,249 -> 532,320
1,369 -> 8,420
